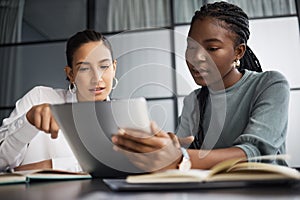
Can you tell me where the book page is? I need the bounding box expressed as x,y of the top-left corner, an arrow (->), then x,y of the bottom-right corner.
206,154 -> 293,180
205,157 -> 300,182
126,169 -> 211,183
126,154 -> 298,184
227,162 -> 300,179
14,169 -> 92,180
0,173 -> 27,185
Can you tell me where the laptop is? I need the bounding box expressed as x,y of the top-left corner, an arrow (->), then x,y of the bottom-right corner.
50,98 -> 150,178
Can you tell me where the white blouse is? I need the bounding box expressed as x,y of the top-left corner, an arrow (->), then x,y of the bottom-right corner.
0,86 -> 81,172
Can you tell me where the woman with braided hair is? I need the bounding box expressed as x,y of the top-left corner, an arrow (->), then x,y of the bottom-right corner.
112,1 -> 289,171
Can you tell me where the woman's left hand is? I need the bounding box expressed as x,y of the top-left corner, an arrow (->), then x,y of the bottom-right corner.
14,159 -> 52,171
111,121 -> 193,172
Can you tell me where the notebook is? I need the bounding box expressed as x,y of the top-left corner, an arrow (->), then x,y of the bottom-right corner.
103,155 -> 300,191
50,97 -> 151,178
0,169 -> 91,185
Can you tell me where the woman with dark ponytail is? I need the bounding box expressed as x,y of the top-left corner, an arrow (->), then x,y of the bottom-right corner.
113,1 -> 289,171
0,30 -> 118,172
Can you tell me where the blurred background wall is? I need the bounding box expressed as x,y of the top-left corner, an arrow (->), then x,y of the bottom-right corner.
0,0 -> 299,166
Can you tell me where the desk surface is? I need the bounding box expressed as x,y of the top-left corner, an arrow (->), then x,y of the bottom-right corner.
1,178 -> 300,200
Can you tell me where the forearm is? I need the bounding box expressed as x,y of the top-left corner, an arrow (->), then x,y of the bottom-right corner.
14,159 -> 52,171
188,147 -> 246,169
13,156 -> 82,172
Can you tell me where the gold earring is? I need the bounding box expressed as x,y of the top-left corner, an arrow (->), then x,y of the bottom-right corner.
236,59 -> 240,67
233,59 -> 240,68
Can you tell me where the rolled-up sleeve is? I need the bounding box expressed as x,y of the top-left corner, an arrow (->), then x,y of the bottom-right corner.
0,87 -> 41,171
0,114 -> 39,170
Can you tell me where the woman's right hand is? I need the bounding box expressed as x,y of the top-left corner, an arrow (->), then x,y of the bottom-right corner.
112,122 -> 194,172
26,103 -> 59,139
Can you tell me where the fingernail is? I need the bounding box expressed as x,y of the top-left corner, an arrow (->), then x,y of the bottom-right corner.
113,145 -> 118,151
118,128 -> 125,135
112,136 -> 117,143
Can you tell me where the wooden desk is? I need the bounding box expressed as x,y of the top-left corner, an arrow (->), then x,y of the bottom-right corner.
1,178 -> 300,200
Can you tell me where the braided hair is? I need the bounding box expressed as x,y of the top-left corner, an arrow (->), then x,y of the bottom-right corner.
189,1 -> 263,149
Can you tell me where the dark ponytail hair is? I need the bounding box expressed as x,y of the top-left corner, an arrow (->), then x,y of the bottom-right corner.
65,29 -> 113,80
190,1 -> 262,148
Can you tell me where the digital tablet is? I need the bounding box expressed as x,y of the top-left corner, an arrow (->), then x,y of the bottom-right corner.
50,98 -> 151,178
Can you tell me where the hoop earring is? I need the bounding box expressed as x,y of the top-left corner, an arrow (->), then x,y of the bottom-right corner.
68,82 -> 77,94
112,77 -> 118,90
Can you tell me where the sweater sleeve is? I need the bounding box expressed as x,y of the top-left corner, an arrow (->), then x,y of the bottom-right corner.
175,90 -> 200,138
234,71 -> 290,162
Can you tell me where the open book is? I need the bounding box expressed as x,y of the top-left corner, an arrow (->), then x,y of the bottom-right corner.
126,155 -> 300,183
0,169 -> 91,185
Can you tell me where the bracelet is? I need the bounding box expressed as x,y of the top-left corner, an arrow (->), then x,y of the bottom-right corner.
178,147 -> 191,171
180,147 -> 190,159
